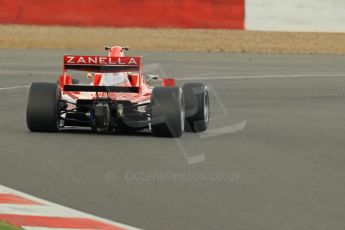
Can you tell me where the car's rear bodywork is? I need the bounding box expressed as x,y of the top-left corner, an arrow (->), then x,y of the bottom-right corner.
59,53 -> 154,130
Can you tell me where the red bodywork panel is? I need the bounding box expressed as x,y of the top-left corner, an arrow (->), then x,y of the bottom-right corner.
162,78 -> 176,87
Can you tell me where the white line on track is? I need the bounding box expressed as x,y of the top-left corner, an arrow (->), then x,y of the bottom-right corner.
0,69 -> 58,74
0,85 -> 29,90
178,73 -> 345,81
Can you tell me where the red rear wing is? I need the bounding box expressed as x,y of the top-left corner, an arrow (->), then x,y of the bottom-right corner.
63,55 -> 142,73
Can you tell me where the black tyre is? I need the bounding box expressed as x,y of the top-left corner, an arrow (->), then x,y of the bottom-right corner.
183,83 -> 209,132
151,87 -> 185,137
26,82 -> 61,132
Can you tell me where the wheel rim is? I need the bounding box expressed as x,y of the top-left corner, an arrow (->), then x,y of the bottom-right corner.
181,94 -> 185,131
204,91 -> 210,124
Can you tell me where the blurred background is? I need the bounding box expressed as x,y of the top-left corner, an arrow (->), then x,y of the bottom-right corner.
1,0 -> 345,53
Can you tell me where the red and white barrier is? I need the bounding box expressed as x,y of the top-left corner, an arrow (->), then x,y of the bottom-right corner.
0,0 -> 244,29
0,185 -> 140,230
2,0 -> 343,32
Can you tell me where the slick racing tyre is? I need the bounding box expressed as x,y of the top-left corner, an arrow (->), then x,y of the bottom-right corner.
26,82 -> 61,132
151,87 -> 185,137
182,83 -> 209,132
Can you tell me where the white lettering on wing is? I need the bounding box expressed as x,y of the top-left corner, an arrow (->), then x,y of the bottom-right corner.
66,56 -> 75,64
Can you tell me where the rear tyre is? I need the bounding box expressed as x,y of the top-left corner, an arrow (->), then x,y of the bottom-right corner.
183,83 -> 209,132
151,87 -> 185,137
26,82 -> 60,132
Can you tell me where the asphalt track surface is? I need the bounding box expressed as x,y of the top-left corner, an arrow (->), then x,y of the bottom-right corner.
0,49 -> 345,230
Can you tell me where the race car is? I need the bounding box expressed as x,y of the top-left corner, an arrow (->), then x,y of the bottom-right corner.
26,46 -> 209,137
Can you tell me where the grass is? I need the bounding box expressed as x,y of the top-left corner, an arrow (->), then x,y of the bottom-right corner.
0,221 -> 23,230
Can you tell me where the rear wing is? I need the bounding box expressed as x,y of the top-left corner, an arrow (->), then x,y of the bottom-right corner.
63,55 -> 142,73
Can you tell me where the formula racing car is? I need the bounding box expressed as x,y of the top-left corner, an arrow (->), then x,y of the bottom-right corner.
26,46 -> 209,137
